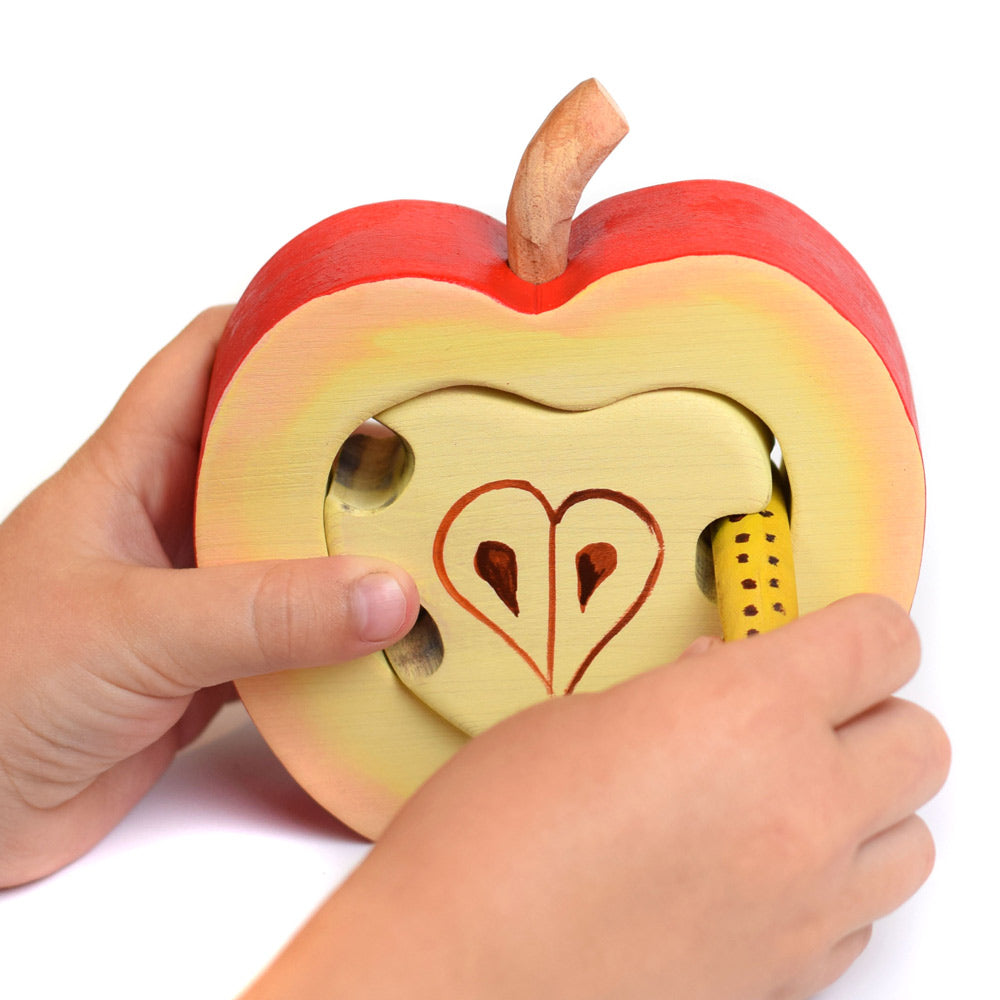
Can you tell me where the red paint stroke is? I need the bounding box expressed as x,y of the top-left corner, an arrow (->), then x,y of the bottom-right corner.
432,481 -> 664,696
474,540 -> 520,617
577,542 -> 618,612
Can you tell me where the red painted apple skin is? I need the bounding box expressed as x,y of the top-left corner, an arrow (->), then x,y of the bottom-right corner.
204,181 -> 916,443
195,178 -> 925,838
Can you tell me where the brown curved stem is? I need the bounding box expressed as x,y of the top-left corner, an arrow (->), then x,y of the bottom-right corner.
505,78 -> 629,284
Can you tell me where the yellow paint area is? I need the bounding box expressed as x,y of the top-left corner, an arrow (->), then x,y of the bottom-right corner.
196,254 -> 924,838
330,386 -> 771,736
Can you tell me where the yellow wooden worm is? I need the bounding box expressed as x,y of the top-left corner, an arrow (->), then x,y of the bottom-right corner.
712,468 -> 798,640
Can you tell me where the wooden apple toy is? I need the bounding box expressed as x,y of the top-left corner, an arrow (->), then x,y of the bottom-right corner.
196,80 -> 924,838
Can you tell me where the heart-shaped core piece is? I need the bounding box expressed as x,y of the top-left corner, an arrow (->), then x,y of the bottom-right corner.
434,480 -> 664,696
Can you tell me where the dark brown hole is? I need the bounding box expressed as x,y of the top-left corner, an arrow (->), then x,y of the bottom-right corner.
384,607 -> 444,681
327,420 -> 414,515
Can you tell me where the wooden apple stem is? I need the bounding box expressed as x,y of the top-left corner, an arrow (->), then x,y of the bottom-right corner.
506,79 -> 629,284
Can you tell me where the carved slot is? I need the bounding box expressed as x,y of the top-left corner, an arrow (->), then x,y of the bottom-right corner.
384,606 -> 444,681
327,419 -> 414,515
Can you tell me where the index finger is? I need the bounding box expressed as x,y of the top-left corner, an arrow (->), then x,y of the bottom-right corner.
750,593 -> 921,727
102,305 -> 235,457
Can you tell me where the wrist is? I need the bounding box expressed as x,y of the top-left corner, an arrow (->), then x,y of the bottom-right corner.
241,848 -> 503,1000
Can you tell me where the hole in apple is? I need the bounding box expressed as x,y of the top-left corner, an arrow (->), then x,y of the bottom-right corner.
327,419 -> 414,514
384,606 -> 444,681
696,453 -> 791,604
771,439 -> 792,520
695,525 -> 717,601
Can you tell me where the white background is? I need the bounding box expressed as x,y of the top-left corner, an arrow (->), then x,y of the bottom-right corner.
0,2 -> 996,997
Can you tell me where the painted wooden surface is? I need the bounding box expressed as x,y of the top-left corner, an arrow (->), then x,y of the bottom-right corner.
197,248 -> 924,839
328,386 -> 772,736
195,81 -> 923,838
201,186 -> 918,438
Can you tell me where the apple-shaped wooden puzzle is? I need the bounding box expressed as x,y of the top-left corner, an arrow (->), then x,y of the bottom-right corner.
196,80 -> 923,838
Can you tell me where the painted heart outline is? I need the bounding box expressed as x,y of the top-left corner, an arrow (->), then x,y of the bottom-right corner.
433,480 -> 664,695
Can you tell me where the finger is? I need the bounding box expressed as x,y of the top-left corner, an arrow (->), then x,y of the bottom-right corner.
112,555 -> 420,694
174,683 -> 238,750
838,697 -> 951,839
850,814 -> 937,926
81,307 -> 234,562
107,305 -> 233,447
804,926 -> 873,997
749,593 -> 921,726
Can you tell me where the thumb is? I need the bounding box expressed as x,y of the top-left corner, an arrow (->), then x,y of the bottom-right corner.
116,555 -> 419,694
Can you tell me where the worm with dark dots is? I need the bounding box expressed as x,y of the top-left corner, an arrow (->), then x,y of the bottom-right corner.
710,469 -> 798,640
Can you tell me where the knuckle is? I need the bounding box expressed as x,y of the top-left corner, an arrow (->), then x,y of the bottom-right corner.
863,594 -> 919,656
250,562 -> 315,670
821,594 -> 920,695
189,304 -> 233,330
757,772 -> 848,880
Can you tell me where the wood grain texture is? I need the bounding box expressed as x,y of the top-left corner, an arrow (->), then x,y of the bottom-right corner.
196,183 -> 923,839
506,78 -> 628,283
331,387 -> 770,736
201,184 -> 917,439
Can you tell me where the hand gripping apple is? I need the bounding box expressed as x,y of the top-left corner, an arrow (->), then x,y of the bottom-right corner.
196,80 -> 923,837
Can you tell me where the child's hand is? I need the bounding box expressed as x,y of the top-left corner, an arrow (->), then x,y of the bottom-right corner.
0,309 -> 949,1000
0,308 -> 419,887
247,595 -> 949,1000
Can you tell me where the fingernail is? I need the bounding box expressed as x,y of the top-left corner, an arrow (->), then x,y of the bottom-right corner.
351,573 -> 408,644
